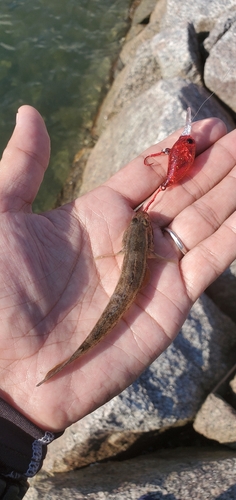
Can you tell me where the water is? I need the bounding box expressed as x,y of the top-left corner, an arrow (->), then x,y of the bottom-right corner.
0,0 -> 131,211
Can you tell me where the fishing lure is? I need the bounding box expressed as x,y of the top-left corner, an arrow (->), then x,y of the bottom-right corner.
143,107 -> 196,212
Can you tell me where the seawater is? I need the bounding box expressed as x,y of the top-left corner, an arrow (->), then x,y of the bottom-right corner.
0,0 -> 131,211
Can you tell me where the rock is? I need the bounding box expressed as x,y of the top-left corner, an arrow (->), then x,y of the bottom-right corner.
193,361 -> 236,446
131,0 -> 158,25
204,22 -> 236,112
56,147 -> 92,206
151,23 -> 201,82
119,26 -> 145,67
94,37 -> 161,136
203,8 -> 236,52
81,78 -> 234,195
230,372 -> 236,394
207,260 -> 236,324
122,0 -> 166,68
95,21 -> 202,137
162,0 -> 236,32
194,394 -> 236,446
26,448 -> 236,499
42,294 -> 236,473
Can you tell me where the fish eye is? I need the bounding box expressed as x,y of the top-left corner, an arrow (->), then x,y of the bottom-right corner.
187,138 -> 194,144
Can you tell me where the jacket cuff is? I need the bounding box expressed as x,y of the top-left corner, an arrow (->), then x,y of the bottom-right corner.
0,397 -> 63,479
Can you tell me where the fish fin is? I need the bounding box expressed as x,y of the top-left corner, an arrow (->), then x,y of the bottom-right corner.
141,267 -> 151,288
149,250 -> 175,263
95,249 -> 123,260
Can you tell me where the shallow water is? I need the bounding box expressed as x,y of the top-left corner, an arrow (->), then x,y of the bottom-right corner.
0,0 -> 131,211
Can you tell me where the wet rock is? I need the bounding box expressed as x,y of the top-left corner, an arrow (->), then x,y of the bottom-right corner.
42,294 -> 236,473
56,148 -> 92,206
131,0 -> 158,25
26,448 -> 236,500
81,78 -> 234,195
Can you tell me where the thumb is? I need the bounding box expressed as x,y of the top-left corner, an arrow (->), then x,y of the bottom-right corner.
0,105 -> 50,212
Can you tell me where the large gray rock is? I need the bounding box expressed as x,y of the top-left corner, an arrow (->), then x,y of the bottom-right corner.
94,37 -> 161,136
42,294 -> 236,473
95,21 -> 201,136
120,0 -> 166,67
26,448 -> 236,500
162,0 -> 236,32
203,8 -> 236,52
204,21 -> 236,112
151,23 -> 201,82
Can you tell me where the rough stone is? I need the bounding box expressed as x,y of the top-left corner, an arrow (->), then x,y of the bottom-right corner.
131,0 -> 158,25
26,448 -> 236,500
204,22 -> 236,112
42,294 -> 236,473
94,38 -> 161,136
81,78 -> 234,195
203,7 -> 236,52
119,24 -> 151,67
194,394 -> 236,446
207,261 -> 236,325
162,0 -> 236,32
151,23 -> 201,82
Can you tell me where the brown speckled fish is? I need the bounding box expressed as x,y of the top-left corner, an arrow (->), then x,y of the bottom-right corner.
37,211 -> 163,386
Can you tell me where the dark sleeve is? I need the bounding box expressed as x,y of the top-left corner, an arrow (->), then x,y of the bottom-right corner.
0,397 -> 63,499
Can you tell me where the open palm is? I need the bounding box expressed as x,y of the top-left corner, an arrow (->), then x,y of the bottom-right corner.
0,106 -> 235,432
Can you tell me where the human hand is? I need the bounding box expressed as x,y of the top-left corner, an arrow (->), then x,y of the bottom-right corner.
0,106 -> 235,432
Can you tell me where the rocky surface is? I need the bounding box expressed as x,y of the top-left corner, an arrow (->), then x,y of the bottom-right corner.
38,0 -> 236,498
194,393 -> 236,446
26,448 -> 236,500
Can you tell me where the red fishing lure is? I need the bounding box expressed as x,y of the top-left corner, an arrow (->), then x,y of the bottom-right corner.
143,108 -> 196,212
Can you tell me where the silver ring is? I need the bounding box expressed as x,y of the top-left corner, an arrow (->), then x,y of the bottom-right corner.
164,228 -> 188,256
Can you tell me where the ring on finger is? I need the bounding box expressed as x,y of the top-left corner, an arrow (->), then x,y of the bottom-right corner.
163,227 -> 188,256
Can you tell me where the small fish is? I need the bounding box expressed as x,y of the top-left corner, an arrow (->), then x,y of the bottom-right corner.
37,211 -> 163,386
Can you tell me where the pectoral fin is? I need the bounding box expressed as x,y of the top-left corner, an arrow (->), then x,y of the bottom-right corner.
96,249 -> 123,260
148,250 -> 175,263
141,267 -> 151,288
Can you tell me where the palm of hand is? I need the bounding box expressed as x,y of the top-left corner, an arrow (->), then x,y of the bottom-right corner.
0,189 -> 185,431
0,106 -> 235,432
